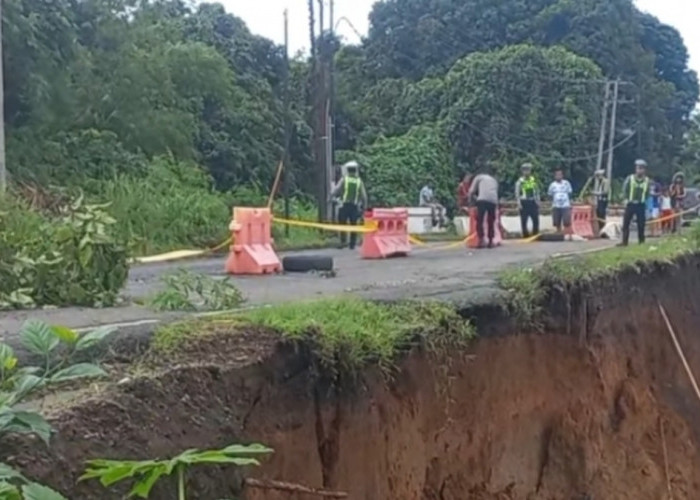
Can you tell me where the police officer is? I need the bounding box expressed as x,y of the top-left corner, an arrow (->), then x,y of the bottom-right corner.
514,163 -> 540,238
620,159 -> 650,246
331,161 -> 368,250
592,169 -> 610,232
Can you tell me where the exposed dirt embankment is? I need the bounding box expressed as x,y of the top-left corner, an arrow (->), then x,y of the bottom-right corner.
4,256 -> 700,499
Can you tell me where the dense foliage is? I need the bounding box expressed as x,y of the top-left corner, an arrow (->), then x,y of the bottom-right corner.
0,197 -> 128,308
1,0 -> 698,259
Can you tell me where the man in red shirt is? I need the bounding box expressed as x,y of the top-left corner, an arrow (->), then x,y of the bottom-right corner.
457,173 -> 473,214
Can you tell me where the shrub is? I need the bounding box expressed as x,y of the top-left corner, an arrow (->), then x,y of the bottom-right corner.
0,195 -> 128,309
94,156 -> 231,255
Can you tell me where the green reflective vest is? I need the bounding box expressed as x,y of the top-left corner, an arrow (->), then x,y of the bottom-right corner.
520,176 -> 538,199
628,176 -> 649,203
343,176 -> 363,204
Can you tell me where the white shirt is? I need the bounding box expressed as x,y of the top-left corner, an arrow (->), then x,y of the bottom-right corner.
548,180 -> 573,208
661,196 -> 672,210
419,186 -> 434,205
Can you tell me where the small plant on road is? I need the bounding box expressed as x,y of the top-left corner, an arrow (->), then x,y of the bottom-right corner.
81,443 -> 273,499
148,269 -> 245,312
0,463 -> 68,500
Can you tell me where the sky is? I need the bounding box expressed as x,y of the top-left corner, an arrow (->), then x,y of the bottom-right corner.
221,0 -> 700,74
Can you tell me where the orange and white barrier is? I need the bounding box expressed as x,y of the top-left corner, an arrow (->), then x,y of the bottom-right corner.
571,205 -> 595,239
225,207 -> 282,275
361,208 -> 411,259
466,207 -> 503,248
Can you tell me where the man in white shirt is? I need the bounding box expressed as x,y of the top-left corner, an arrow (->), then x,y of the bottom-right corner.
419,179 -> 444,227
548,168 -> 573,239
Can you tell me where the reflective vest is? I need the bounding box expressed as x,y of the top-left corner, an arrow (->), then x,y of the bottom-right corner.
343,176 -> 363,204
627,176 -> 649,203
520,176 -> 538,199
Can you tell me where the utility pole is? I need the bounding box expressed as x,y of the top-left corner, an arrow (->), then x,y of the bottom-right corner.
316,0 -> 330,221
0,0 -> 6,194
282,9 -> 291,236
325,0 -> 335,221
329,0 -> 335,167
595,81 -> 611,175
307,0 -> 324,222
605,79 -> 620,195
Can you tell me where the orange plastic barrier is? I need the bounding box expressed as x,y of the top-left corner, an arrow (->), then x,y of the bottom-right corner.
361,208 -> 411,259
225,207 -> 282,275
571,205 -> 595,239
467,206 -> 503,248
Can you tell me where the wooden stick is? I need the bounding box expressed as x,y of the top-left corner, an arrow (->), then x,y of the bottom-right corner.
267,160 -> 285,209
244,478 -> 348,498
659,416 -> 673,499
658,303 -> 700,404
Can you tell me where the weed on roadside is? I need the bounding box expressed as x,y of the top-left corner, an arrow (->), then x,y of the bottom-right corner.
148,269 -> 245,312
151,298 -> 474,372
498,233 -> 698,325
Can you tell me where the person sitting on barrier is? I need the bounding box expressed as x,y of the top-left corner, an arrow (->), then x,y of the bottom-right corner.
619,159 -> 650,246
468,167 -> 499,249
514,163 -> 540,238
592,169 -> 609,232
419,178 -> 445,228
669,172 -> 686,233
548,168 -> 573,241
331,161 -> 368,250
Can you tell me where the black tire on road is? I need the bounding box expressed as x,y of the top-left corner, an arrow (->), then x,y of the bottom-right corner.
282,255 -> 335,273
537,233 -> 565,242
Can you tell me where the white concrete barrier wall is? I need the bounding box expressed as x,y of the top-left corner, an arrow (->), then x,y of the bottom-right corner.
407,207 -> 447,235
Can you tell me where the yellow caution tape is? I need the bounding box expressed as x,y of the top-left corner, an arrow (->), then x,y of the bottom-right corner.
272,216 -> 378,233
132,237 -> 232,264
409,234 -> 427,246
594,206 -> 697,226
518,233 -> 542,244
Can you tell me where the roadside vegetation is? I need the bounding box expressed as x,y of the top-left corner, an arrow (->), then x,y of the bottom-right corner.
4,0 -> 700,267
147,269 -> 245,312
498,226 -> 700,324
1,322 -> 114,499
152,297 -> 474,371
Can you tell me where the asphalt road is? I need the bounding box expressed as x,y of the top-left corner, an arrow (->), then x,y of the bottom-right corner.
0,239 -> 614,341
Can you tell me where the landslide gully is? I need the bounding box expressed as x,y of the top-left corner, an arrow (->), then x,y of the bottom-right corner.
3,256 -> 700,500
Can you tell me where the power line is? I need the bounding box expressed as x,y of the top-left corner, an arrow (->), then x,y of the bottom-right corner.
457,115 -> 640,163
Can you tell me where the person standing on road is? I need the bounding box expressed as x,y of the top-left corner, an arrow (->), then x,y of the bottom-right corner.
660,187 -> 673,234
619,159 -> 650,246
468,168 -> 500,248
669,171 -> 686,233
548,168 -> 573,240
457,172 -> 473,214
331,161 -> 368,250
514,163 -> 540,238
592,169 -> 610,232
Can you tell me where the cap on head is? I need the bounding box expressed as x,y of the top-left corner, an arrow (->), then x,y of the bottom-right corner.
634,159 -> 647,167
595,169 -> 605,176
521,162 -> 533,171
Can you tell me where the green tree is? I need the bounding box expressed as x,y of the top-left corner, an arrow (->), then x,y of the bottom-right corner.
340,124 -> 456,208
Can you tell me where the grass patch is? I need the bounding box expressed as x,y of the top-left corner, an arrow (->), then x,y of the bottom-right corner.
498,232 -> 698,325
150,297 -> 474,370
